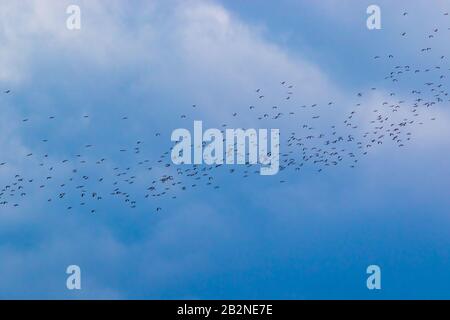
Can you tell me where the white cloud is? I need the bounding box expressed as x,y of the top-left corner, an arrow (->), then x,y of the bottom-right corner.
0,0 -> 337,108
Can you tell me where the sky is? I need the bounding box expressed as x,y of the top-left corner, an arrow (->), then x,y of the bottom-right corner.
0,0 -> 450,299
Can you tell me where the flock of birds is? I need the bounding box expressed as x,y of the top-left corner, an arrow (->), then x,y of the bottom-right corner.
0,10 -> 448,214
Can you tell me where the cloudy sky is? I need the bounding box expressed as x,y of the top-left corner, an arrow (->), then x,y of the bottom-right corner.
0,0 -> 450,299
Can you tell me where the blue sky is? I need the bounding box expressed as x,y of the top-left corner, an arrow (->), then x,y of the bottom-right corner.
0,0 -> 450,299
